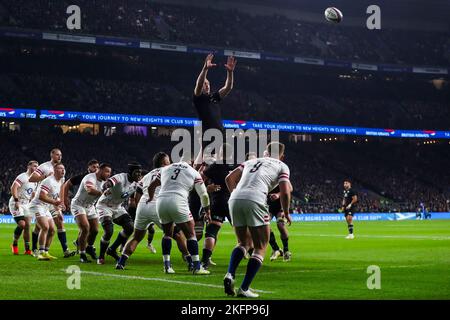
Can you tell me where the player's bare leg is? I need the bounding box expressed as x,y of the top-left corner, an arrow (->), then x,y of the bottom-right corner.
237,225 -> 269,297
31,224 -> 41,256
276,214 -> 291,261
173,229 -> 194,270
116,229 -> 146,269
146,223 -> 156,253
35,216 -> 55,260
345,214 -> 354,239
173,220 -> 209,275
201,220 -> 222,268
224,226 -> 252,295
107,215 -> 134,262
98,216 -> 114,264
53,213 -> 75,257
86,218 -> 99,259
161,222 -> 176,273
23,216 -> 32,254
75,214 -> 91,262
45,218 -> 56,255
11,218 -> 26,255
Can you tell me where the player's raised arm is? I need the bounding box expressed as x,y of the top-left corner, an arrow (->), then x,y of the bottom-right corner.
218,56 -> 236,99
194,53 -> 216,96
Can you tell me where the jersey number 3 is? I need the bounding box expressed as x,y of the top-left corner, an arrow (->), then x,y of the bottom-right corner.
171,168 -> 181,180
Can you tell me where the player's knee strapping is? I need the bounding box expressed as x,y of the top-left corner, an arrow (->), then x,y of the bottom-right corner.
101,219 -> 114,241
205,223 -> 221,241
276,217 -> 285,225
194,221 -> 204,240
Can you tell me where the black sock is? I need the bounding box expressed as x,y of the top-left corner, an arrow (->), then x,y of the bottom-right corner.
57,230 -> 68,252
109,231 -> 127,252
13,226 -> 23,246
227,246 -> 245,277
269,231 -> 280,251
25,242 -> 30,251
32,231 -> 38,251
241,256 -> 263,291
281,238 -> 289,253
99,239 -> 109,259
348,224 -> 354,234
117,254 -> 129,266
147,225 -> 155,244
202,248 -> 213,264
187,239 -> 200,270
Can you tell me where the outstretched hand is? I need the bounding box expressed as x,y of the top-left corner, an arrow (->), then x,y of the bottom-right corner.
224,55 -> 237,72
204,53 -> 217,70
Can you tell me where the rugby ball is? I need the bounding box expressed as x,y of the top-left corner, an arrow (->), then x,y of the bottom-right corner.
324,7 -> 343,23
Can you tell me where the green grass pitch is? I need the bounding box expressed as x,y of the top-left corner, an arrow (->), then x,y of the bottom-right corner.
0,220 -> 449,300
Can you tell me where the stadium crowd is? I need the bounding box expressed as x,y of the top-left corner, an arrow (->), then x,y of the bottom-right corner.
1,52 -> 449,130
1,0 -> 450,66
1,129 -> 449,215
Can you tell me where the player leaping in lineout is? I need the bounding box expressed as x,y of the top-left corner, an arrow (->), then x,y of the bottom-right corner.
193,53 -> 236,136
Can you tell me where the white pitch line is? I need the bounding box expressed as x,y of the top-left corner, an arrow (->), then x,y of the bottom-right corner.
61,269 -> 274,294
296,233 -> 450,240
218,231 -> 450,240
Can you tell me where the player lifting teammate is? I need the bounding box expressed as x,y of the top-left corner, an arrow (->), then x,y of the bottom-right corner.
224,142 -> 292,297
267,185 -> 292,262
146,156 -> 211,274
341,179 -> 358,239
9,160 -> 38,255
116,152 -> 193,270
200,143 -> 236,269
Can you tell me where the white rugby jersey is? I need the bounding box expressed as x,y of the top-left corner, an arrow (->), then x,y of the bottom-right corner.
29,175 -> 64,208
72,173 -> 104,208
9,172 -> 37,204
97,173 -> 137,208
157,162 -> 204,199
34,161 -> 54,178
138,168 -> 161,205
229,157 -> 290,205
